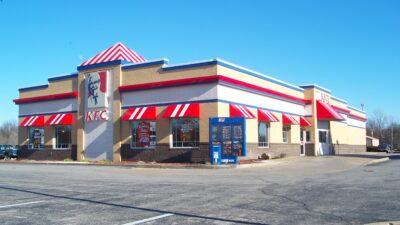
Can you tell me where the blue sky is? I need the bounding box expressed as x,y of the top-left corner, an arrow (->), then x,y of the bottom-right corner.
0,0 -> 399,123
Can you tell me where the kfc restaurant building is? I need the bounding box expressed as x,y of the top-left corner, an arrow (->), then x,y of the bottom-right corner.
14,43 -> 367,163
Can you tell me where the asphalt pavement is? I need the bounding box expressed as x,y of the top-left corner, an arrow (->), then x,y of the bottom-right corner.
0,155 -> 399,225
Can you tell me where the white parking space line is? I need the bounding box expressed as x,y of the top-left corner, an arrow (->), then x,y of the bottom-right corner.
121,213 -> 174,225
0,200 -> 45,209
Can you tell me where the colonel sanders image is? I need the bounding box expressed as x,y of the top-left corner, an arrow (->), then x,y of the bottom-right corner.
87,71 -> 108,108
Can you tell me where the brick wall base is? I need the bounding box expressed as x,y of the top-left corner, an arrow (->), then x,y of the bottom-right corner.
332,144 -> 366,155
245,143 -> 301,159
121,143 -> 210,163
18,145 -> 77,161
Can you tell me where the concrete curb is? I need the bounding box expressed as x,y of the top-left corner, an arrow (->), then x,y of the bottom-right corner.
0,160 -> 238,169
364,157 -> 390,166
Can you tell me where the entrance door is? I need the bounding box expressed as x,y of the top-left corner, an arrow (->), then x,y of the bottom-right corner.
318,130 -> 330,155
300,128 -> 305,156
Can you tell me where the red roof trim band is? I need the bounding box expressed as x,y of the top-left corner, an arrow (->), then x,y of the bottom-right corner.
331,105 -> 351,114
229,104 -> 256,119
13,92 -> 79,105
122,107 -> 156,121
348,114 -> 368,122
163,104 -> 200,118
119,75 -> 309,104
300,117 -> 312,127
282,114 -> 299,125
45,113 -> 73,125
20,116 -> 45,127
258,109 -> 279,122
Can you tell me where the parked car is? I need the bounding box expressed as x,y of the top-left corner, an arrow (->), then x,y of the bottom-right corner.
377,144 -> 393,153
5,145 -> 18,159
0,145 -> 5,159
0,145 -> 17,160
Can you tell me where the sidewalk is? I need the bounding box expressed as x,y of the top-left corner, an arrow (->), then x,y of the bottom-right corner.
0,157 -> 290,169
0,152 -> 392,169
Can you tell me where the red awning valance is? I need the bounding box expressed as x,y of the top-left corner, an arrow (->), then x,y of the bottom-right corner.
317,100 -> 345,120
258,109 -> 279,122
300,117 -> 312,127
20,116 -> 45,127
46,113 -> 73,125
163,103 -> 200,118
122,107 -> 156,120
282,114 -> 299,125
229,104 -> 256,119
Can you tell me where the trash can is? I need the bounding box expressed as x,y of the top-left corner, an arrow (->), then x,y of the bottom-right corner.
211,145 -> 221,165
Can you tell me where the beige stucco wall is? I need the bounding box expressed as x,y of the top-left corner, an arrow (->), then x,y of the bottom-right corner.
330,121 -> 349,145
19,78 -> 78,99
217,65 -> 304,98
122,65 -> 218,85
348,126 -> 367,145
330,99 -> 348,109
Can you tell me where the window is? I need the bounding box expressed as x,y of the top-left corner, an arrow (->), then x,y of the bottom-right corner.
28,127 -> 44,149
258,122 -> 269,147
306,131 -> 311,143
319,131 -> 327,143
54,126 -> 71,149
171,119 -> 199,148
131,121 -> 156,149
282,126 -> 290,143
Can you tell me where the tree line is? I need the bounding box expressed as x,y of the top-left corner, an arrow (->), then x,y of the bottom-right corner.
0,120 -> 18,145
367,110 -> 400,149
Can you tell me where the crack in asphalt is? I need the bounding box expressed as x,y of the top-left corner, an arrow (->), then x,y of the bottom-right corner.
259,187 -> 346,222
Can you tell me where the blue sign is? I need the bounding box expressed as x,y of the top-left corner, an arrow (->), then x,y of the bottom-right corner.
211,145 -> 221,165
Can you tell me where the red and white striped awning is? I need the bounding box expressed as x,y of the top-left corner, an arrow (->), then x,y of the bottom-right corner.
122,107 -> 156,120
45,113 -> 73,125
316,100 -> 345,121
80,42 -> 146,67
282,114 -> 299,125
20,115 -> 45,127
258,109 -> 279,122
163,103 -> 200,118
229,104 -> 256,119
300,117 -> 312,127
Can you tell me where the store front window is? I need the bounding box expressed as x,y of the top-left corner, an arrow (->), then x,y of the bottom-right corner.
28,127 -> 44,150
171,119 -> 199,148
54,126 -> 71,149
282,126 -> 291,143
131,121 -> 156,149
258,122 -> 269,147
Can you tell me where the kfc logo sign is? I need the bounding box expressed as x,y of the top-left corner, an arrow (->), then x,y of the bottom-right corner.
85,110 -> 109,121
316,91 -> 330,104
86,71 -> 108,109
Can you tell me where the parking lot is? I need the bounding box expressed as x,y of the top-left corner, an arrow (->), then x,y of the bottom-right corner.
0,155 -> 399,225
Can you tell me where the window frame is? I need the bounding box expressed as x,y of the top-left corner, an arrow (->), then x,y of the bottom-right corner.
170,118 -> 200,149
28,127 -> 45,150
282,125 -> 291,144
258,122 -> 270,148
53,125 -> 72,150
305,130 -> 311,143
130,121 -> 157,150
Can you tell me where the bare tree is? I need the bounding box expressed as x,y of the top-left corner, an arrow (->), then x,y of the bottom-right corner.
0,120 -> 18,145
369,110 -> 388,142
